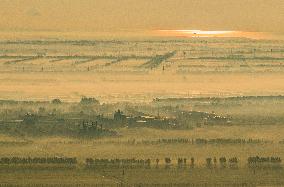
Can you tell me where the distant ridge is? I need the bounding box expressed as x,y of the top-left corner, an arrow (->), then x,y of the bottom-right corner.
153,95 -> 284,102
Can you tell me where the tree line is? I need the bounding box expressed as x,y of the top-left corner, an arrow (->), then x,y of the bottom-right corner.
98,138 -> 272,145
0,157 -> 77,165
85,156 -> 282,169
86,158 -> 151,169
248,156 -> 282,168
0,156 -> 281,169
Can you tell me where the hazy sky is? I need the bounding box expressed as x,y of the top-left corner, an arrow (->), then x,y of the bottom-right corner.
0,0 -> 283,34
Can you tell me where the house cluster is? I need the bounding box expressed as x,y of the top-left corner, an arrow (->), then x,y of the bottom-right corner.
113,109 -> 176,128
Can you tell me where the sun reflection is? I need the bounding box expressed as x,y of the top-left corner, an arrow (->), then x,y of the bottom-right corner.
155,29 -> 269,39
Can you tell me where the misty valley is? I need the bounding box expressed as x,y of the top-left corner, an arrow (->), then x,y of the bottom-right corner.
0,38 -> 283,186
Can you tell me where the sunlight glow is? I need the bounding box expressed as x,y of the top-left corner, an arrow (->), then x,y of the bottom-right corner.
155,29 -> 269,39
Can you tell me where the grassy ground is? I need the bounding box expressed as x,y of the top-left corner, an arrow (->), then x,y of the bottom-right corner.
0,126 -> 284,165
0,167 -> 284,186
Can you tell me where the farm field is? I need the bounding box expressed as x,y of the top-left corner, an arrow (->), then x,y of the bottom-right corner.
0,39 -> 283,103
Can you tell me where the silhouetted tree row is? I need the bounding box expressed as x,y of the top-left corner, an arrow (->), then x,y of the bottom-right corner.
158,138 -> 191,144
195,138 -> 269,145
248,156 -> 282,168
85,158 -> 151,168
1,156 -> 282,169
80,97 -> 100,105
138,138 -> 270,145
0,157 -> 77,165
206,157 -> 238,169
86,157 -> 196,169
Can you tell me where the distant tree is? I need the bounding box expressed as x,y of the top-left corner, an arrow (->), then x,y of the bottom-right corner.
80,96 -> 100,105
22,113 -> 38,125
51,99 -> 62,104
38,107 -> 46,115
206,158 -> 212,168
190,157 -> 195,167
156,158 -> 159,165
